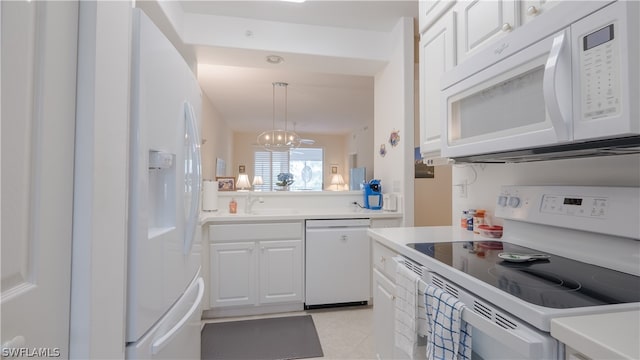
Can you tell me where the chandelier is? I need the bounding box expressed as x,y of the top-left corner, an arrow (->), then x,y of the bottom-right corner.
257,82 -> 301,151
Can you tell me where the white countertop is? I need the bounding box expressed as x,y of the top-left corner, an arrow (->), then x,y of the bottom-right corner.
551,310 -> 640,360
200,208 -> 403,224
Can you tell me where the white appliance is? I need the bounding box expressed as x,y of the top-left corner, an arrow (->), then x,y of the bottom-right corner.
441,1 -> 640,162
403,185 -> 639,359
126,9 -> 204,359
305,219 -> 371,308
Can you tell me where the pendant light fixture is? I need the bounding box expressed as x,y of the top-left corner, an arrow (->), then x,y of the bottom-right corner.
257,82 -> 301,151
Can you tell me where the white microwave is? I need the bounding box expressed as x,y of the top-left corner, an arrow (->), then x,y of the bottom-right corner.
441,1 -> 639,162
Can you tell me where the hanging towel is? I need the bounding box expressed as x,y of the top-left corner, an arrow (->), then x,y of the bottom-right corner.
424,285 -> 472,360
394,262 -> 423,359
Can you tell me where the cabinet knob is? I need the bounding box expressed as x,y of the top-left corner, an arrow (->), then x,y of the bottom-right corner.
527,6 -> 539,16
501,23 -> 513,32
340,235 -> 348,241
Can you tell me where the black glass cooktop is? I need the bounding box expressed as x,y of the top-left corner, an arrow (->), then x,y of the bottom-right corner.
406,241 -> 640,309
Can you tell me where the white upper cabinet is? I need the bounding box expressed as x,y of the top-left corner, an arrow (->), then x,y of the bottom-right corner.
520,0 -> 561,26
418,0 -> 456,34
454,0 -> 517,64
419,12 -> 456,158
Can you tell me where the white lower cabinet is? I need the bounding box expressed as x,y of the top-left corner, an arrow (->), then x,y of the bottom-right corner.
373,268 -> 396,360
210,242 -> 257,307
208,222 -> 303,311
259,240 -> 303,304
372,241 -> 407,360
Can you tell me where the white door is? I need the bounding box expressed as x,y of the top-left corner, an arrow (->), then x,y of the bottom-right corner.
419,11 -> 456,156
1,1 -> 77,357
210,242 -> 257,307
259,240 -> 303,304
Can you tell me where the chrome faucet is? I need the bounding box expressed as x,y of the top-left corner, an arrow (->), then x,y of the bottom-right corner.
245,192 -> 264,214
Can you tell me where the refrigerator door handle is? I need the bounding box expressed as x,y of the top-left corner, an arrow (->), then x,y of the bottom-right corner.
151,277 -> 204,355
183,101 -> 202,255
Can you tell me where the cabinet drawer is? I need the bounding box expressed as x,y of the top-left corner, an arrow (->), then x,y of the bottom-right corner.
373,241 -> 399,280
209,222 -> 303,242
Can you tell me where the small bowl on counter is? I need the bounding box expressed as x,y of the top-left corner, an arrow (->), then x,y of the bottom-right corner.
477,225 -> 503,239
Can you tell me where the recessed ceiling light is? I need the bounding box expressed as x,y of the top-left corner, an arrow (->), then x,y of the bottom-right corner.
266,55 -> 285,65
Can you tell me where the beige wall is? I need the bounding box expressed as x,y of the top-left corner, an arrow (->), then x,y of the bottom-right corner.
200,94 -> 233,180
232,131 -> 350,190
414,166 -> 453,226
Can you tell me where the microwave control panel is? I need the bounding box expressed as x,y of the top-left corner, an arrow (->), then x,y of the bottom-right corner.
579,22 -> 621,120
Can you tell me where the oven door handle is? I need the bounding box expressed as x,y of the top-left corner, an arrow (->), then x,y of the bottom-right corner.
462,308 -> 543,358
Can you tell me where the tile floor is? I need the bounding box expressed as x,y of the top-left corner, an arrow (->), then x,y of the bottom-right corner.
202,305 -> 375,359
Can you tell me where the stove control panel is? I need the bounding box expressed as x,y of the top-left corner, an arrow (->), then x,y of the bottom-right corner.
541,194 -> 608,218
495,185 -> 639,239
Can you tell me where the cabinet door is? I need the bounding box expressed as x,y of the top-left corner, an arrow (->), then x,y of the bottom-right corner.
210,242 -> 257,307
418,0 -> 456,34
373,268 -> 396,360
520,0 -> 560,26
455,0 -> 517,64
259,240 -> 303,304
419,11 -> 456,156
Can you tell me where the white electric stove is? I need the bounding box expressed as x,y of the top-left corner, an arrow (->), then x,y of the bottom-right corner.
405,185 -> 640,359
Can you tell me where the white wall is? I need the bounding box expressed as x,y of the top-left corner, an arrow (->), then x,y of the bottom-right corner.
348,124 -> 374,182
201,95 -> 233,180
374,17 -> 415,226
451,154 -> 640,226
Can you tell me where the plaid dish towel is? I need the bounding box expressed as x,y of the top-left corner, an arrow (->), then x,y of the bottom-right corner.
424,284 -> 472,360
394,263 -> 422,358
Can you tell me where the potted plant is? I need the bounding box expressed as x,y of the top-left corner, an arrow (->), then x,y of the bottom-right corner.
276,172 -> 294,190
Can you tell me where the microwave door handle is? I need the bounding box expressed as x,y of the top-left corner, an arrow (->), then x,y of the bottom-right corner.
543,30 -> 570,141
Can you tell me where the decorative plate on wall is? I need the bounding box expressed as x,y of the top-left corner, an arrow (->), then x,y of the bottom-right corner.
389,130 -> 400,147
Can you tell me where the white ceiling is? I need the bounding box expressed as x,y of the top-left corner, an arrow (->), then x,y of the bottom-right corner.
180,1 -> 418,135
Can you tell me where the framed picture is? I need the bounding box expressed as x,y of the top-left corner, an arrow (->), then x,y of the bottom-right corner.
239,165 -> 246,174
331,165 -> 338,174
216,176 -> 236,191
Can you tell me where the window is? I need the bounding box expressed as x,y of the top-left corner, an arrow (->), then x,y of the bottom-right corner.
254,148 -> 324,191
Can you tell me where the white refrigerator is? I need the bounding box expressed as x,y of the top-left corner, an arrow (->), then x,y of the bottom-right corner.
126,9 -> 204,359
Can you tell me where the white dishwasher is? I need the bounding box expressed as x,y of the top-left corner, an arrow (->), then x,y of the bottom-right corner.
305,218 -> 371,309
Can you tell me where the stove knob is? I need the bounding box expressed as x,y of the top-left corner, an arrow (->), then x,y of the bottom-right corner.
508,196 -> 521,208
497,196 -> 508,207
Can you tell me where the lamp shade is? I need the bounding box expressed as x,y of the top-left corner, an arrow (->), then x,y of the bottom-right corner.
252,175 -> 264,186
236,174 -> 251,191
331,174 -> 345,191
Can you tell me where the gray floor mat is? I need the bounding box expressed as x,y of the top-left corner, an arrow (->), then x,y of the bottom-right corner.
201,315 -> 324,360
